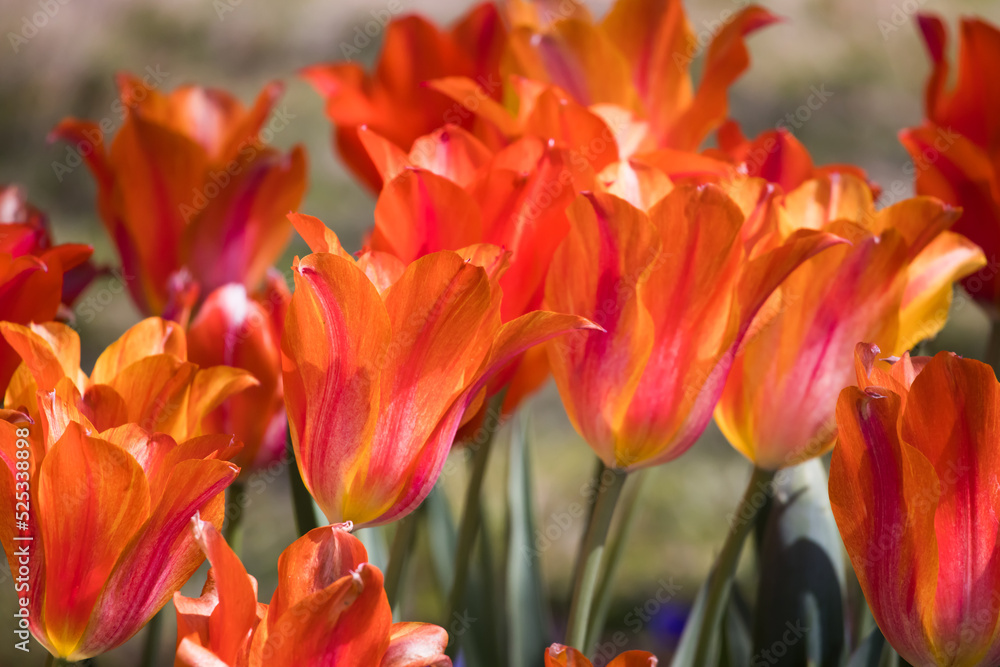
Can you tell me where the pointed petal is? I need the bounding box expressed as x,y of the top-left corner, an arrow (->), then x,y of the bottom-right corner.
382,623 -> 451,667
370,169 -> 484,263
545,192 -> 659,467
263,564 -> 391,667
76,458 -> 238,658
90,317 -> 186,384
281,252 -> 388,524
38,423 -> 150,659
266,523 -> 368,625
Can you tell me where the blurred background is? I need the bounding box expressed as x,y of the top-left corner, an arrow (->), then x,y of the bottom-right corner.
2,0 -> 1000,664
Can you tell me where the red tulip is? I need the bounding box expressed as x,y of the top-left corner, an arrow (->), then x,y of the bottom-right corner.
899,14 -> 1000,307
0,184 -> 93,391
301,2 -> 507,190
187,271 -> 290,474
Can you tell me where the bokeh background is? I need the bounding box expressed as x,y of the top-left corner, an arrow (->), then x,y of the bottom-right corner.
2,0 -> 1000,664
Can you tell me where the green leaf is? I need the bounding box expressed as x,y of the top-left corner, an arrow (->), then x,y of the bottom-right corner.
505,414 -> 551,667
721,587 -> 752,667
752,459 -> 845,667
671,577 -> 720,667
845,626 -> 887,667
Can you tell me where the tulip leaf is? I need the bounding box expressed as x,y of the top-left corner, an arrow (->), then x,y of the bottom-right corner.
721,587 -> 753,667
671,575 -> 721,667
424,483 -> 490,667
845,626 -> 887,667
505,414 -> 551,667
752,459 -> 845,667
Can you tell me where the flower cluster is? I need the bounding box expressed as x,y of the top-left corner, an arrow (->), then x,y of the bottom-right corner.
3,2 -> 1000,666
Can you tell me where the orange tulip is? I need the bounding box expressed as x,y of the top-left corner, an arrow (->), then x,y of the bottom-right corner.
1,317 -> 256,443
713,122 -> 873,195
301,2 -> 507,190
281,213 -> 599,526
544,643 -> 656,666
187,271 -> 290,474
0,417 -> 241,661
358,126 -> 593,411
899,14 -> 1000,308
544,186 -> 842,470
714,174 -> 985,470
831,345 -> 1000,666
50,74 -> 307,316
501,0 -> 779,153
174,515 -> 450,666
0,184 -> 93,391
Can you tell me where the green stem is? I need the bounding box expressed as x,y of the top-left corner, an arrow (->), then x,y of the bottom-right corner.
987,316 -> 1000,374
287,429 -> 319,536
46,655 -> 72,666
444,392 -> 506,661
384,510 -> 419,610
565,464 -> 628,653
691,466 -> 776,665
584,470 -> 648,650
222,481 -> 246,555
139,608 -> 164,667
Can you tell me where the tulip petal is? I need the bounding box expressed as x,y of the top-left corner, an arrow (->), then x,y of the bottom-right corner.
0,321 -> 80,393
90,317 -> 187,384
830,386 -> 939,665
266,523 -> 369,626
382,623 -> 451,667
897,354 -> 1000,656
371,169 -> 484,263
38,423 -> 150,659
262,564 -> 391,667
77,458 -> 237,658
281,252 -> 389,523
545,192 -> 659,466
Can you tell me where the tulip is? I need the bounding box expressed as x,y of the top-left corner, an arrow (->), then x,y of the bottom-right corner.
174,515 -> 451,666
712,122 -> 873,195
546,184 -> 840,652
899,14 -> 1000,308
1,317 -> 256,443
50,74 -> 307,316
301,2 -> 507,190
714,173 -> 985,470
501,0 -> 778,153
544,644 -> 656,666
545,186 -> 842,471
281,213 -> 599,527
831,344 -> 1000,666
358,126 -> 591,413
0,184 -> 93,392
187,271 -> 290,474
0,418 -> 241,661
